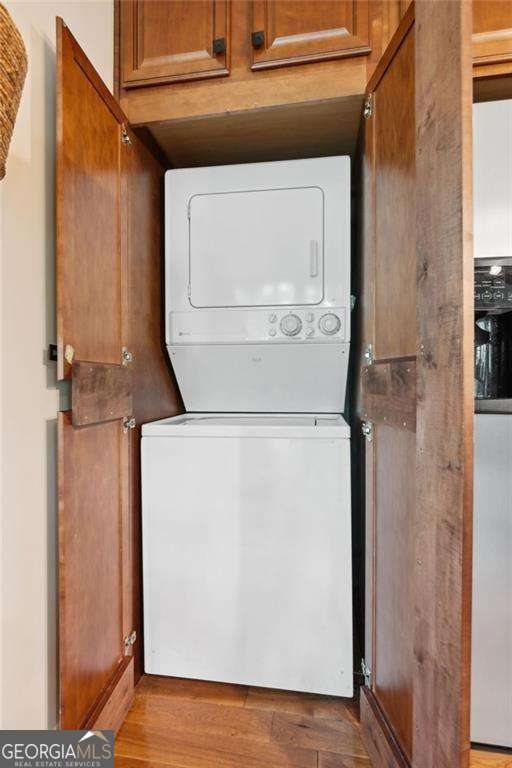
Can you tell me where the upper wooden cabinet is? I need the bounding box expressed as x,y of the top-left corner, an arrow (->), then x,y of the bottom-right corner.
473,1 -> 512,69
121,0 -> 230,88
250,0 -> 371,70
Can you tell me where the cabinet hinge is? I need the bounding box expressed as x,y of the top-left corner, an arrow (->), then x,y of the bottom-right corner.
124,629 -> 137,655
122,346 -> 133,365
362,343 -> 374,366
361,658 -> 372,687
123,416 -> 136,433
121,125 -> 132,146
363,93 -> 373,119
362,421 -> 373,443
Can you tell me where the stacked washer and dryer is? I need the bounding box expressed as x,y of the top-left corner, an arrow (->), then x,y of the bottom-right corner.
141,157 -> 353,697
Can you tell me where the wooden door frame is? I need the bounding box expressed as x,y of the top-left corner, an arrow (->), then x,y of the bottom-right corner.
361,2 -> 474,766
413,1 -> 473,766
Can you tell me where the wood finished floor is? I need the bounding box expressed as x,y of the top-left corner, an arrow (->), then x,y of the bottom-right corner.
116,675 -> 512,768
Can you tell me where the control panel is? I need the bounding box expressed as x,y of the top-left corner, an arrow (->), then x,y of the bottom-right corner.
271,310 -> 343,339
170,308 -> 347,344
475,262 -> 512,311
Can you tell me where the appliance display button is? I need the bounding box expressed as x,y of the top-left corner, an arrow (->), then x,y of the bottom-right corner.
268,313 -> 277,323
269,328 -> 277,337
318,313 -> 341,335
306,313 -> 314,323
306,328 -> 315,337
280,313 -> 302,336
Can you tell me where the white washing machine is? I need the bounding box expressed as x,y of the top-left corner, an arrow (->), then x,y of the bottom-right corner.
142,157 -> 353,696
142,413 -> 353,696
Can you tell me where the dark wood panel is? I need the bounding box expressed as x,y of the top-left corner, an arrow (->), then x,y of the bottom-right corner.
148,97 -> 364,169
58,411 -> 127,728
121,124 -> 184,681
360,688 -> 409,768
251,1 -> 371,70
414,2 -> 474,766
121,0 -> 230,88
362,360 -> 416,430
57,18 -> 123,380
373,28 -> 415,360
374,424 -> 415,759
71,361 -> 132,427
122,126 -> 183,426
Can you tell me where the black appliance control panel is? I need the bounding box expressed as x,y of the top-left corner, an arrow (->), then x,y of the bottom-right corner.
475,261 -> 512,310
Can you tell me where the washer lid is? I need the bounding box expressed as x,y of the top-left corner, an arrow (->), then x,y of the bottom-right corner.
189,186 -> 324,308
142,413 -> 350,438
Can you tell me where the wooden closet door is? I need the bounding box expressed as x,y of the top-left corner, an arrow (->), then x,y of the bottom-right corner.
121,0 -> 230,88
360,11 -> 416,762
57,18 -> 135,731
57,18 -> 181,730
359,2 -> 473,766
250,0 -> 370,70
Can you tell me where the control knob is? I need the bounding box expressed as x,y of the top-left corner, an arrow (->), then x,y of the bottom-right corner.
318,313 -> 341,336
280,313 -> 302,336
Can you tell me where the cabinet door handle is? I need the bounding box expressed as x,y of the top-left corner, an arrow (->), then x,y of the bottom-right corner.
213,37 -> 226,55
252,30 -> 265,48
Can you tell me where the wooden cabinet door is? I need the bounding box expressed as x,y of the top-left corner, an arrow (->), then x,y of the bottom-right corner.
250,0 -> 371,70
57,18 -> 181,730
360,13 -> 416,763
57,17 -> 134,731
473,1 -> 512,68
121,0 -> 230,88
359,3 -> 474,767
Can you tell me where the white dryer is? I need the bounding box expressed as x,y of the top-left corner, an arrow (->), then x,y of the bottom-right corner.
165,156 -> 351,413
142,157 -> 353,697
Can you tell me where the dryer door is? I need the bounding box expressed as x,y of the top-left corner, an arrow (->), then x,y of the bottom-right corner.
189,186 -> 324,308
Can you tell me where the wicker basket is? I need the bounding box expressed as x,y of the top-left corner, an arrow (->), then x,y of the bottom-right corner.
0,3 -> 27,180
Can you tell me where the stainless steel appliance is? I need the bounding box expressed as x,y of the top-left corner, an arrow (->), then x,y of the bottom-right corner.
475,257 -> 512,411
472,258 -> 512,748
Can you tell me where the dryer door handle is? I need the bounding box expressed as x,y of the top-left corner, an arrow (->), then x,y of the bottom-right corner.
310,240 -> 319,278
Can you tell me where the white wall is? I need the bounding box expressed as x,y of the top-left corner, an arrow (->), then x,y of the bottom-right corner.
0,0 -> 113,729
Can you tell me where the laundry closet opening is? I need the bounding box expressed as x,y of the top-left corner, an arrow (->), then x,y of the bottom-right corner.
137,106 -> 360,700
